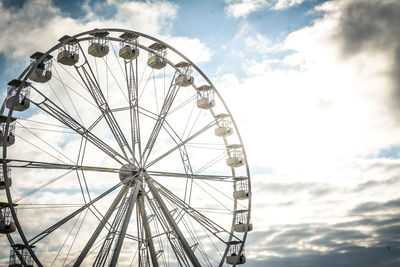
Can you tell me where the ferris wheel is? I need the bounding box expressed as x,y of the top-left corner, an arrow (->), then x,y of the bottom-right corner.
0,28 -> 252,267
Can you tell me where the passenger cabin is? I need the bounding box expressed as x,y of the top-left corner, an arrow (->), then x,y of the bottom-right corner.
29,52 -> 52,83
0,202 -> 16,234
226,241 -> 246,265
226,144 -> 245,168
175,61 -> 194,87
0,115 -> 16,147
214,113 -> 233,137
196,85 -> 215,109
0,163 -> 12,190
233,209 -> 253,233
147,42 -> 167,69
88,31 -> 109,58
9,244 -> 35,267
6,79 -> 31,112
233,176 -> 249,200
57,35 -> 79,66
119,32 -> 139,61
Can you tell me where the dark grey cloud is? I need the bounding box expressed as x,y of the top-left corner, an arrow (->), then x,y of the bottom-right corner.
334,217 -> 400,228
337,0 -> 400,111
247,213 -> 400,266
339,1 -> 400,53
355,175 -> 400,192
351,198 -> 400,214
247,245 -> 399,267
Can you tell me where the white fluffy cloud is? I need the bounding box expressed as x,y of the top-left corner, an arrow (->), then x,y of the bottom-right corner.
221,0 -> 400,172
225,0 -> 307,18
0,0 -> 211,64
225,0 -> 270,18
217,0 -> 400,264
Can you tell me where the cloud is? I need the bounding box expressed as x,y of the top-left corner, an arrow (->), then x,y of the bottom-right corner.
225,0 -> 270,18
220,0 -> 400,175
351,198 -> 400,214
333,0 -> 400,117
225,0 -> 307,18
273,0 -> 307,10
247,214 -> 400,266
222,1 -> 400,264
0,0 -> 211,64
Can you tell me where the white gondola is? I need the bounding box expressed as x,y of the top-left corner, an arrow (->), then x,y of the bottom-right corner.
197,85 -> 215,109
9,244 -> 35,267
29,52 -> 52,83
175,75 -> 194,86
120,45 -> 139,60
214,113 -> 233,137
175,61 -> 194,87
0,165 -> 12,190
0,115 -> 16,147
119,32 -> 139,60
226,144 -> 245,167
147,42 -> 167,69
233,176 -> 249,200
57,35 -> 79,66
6,79 -> 31,112
0,202 -> 16,234
88,31 -> 109,58
226,241 -> 246,265
233,209 -> 253,233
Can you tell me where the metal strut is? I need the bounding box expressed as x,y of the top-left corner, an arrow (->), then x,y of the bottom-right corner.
73,185 -> 129,266
138,188 -> 159,267
145,175 -> 201,267
29,182 -> 125,246
75,43 -> 138,165
109,179 -> 142,266
94,188 -> 132,266
153,179 -> 241,244
30,86 -> 127,165
142,73 -> 179,165
145,192 -> 190,266
124,59 -> 142,163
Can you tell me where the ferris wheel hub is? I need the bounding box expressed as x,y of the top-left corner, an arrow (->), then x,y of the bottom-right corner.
119,163 -> 139,185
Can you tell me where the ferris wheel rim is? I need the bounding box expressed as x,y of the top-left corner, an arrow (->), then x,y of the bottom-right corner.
2,28 -> 252,267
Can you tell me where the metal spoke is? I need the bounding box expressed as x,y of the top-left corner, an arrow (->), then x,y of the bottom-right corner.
75,43 -> 137,165
145,119 -> 219,169
17,120 -> 75,164
148,170 -> 232,182
136,198 -> 145,267
151,178 -> 241,244
138,186 -> 159,267
30,86 -> 127,165
13,170 -> 73,203
109,179 -> 142,266
145,175 -> 201,267
73,184 -> 130,266
3,158 -> 122,174
94,185 -> 134,266
144,188 -> 191,266
28,182 -> 126,246
124,59 -> 142,165
141,72 -> 179,166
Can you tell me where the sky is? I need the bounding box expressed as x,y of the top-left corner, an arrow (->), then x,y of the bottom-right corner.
0,0 -> 400,266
